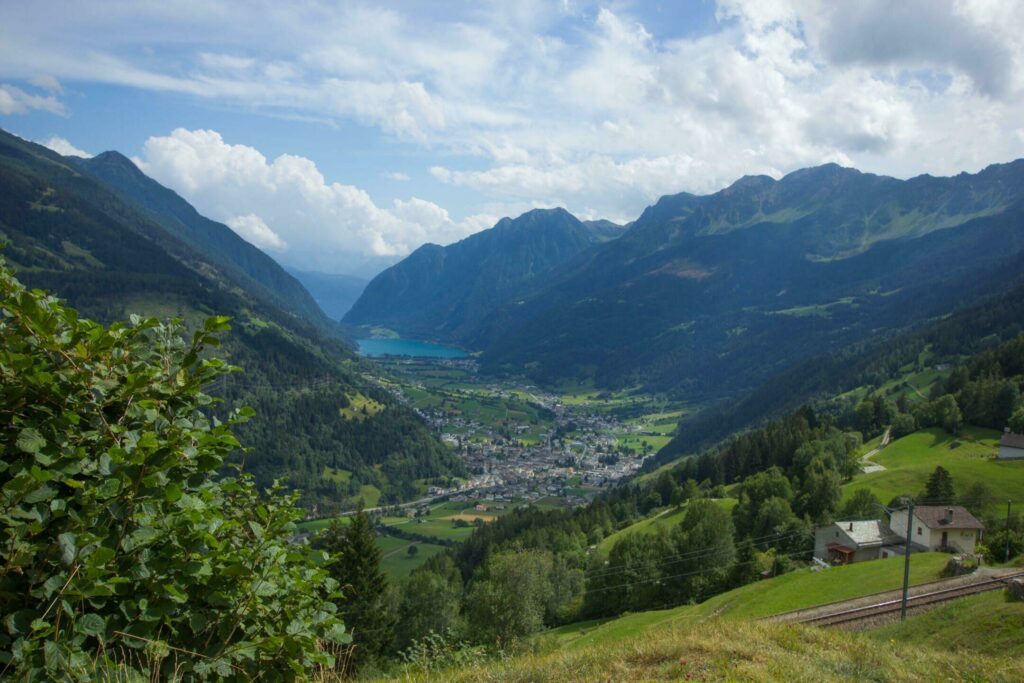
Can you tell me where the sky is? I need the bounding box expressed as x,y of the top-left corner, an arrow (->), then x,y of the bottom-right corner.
2,0 -> 1023,277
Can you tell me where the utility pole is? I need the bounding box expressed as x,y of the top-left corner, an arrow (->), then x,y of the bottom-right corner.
900,499 -> 914,622
1007,500 -> 1013,565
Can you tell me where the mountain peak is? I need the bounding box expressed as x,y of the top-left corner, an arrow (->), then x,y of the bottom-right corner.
723,174 -> 776,193
781,162 -> 861,184
88,150 -> 148,178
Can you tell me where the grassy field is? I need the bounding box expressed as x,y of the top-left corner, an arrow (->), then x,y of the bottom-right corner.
376,535 -> 447,579
293,518 -> 446,579
614,433 -> 673,454
374,618 -> 1024,681
869,590 -> 1024,658
378,500 -> 510,542
339,392 -> 385,420
842,426 -> 1024,517
545,552 -> 950,652
358,484 -> 382,508
597,499 -> 737,555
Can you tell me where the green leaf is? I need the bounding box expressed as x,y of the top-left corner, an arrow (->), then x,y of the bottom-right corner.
88,546 -> 116,567
76,613 -> 106,637
164,482 -> 183,502
16,428 -> 46,454
96,478 -> 122,499
163,583 -> 188,604
58,532 -> 77,565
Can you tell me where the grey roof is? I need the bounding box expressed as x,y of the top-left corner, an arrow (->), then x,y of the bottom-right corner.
913,505 -> 985,530
1001,432 -> 1024,449
832,520 -> 899,548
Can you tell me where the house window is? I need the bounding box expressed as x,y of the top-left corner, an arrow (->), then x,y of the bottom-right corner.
917,527 -> 923,535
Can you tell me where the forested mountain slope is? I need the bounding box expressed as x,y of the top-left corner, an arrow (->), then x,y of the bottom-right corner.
477,162 -> 1024,396
652,256 -> 1024,467
72,150 -> 333,332
344,207 -> 620,341
0,128 -> 461,511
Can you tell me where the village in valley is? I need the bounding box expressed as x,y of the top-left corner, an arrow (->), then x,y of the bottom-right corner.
369,356 -> 680,510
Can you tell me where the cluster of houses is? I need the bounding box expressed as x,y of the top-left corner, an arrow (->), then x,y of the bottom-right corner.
376,365 -> 653,507
814,505 -> 985,565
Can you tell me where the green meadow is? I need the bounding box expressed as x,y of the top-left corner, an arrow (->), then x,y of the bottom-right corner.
843,426 -> 1024,516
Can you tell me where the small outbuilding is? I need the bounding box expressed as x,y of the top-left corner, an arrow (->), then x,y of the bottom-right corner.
998,431 -> 1024,460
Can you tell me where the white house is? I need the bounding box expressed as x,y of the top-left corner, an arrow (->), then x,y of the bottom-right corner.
889,505 -> 984,554
813,520 -> 902,565
998,431 -> 1024,460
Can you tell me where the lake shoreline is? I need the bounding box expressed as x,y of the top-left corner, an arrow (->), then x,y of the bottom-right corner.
356,337 -> 469,359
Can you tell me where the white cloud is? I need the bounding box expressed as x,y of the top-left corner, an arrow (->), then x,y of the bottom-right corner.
2,1 -> 1023,240
38,135 -> 91,157
0,83 -> 64,115
134,128 -> 487,272
382,171 -> 410,181
226,213 -> 287,250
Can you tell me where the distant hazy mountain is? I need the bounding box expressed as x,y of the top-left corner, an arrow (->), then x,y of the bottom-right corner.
344,207 -> 621,341
286,268 -> 367,320
0,128 -> 461,511
72,151 -> 333,332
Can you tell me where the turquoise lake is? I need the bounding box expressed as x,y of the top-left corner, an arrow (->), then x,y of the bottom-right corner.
356,338 -> 468,358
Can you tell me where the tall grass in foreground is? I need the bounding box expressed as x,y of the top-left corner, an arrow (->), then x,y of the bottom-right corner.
367,617 -> 1024,682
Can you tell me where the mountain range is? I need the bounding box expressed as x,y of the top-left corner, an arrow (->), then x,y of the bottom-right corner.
0,128 -> 462,511
345,207 -> 623,342
346,162 -> 1024,409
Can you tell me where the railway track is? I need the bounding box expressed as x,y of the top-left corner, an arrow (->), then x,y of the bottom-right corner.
797,571 -> 1024,627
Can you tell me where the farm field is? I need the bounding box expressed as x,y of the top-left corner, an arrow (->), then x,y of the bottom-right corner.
842,426 -> 1024,517
378,500 -> 512,542
295,517 -> 447,579
376,535 -> 447,579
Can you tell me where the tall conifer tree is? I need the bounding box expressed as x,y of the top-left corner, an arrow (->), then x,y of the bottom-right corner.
321,507 -> 394,669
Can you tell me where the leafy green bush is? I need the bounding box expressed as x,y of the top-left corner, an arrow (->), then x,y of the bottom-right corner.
0,262 -> 347,680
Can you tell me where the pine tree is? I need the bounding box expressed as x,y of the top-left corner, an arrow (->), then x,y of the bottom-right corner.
921,466 -> 956,504
321,508 -> 395,669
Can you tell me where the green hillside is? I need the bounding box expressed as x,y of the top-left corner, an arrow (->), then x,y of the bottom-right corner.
376,553 -> 999,682
381,617 -> 1022,682
870,591 -> 1024,658
597,498 -> 737,555
545,552 -> 948,651
0,128 -> 462,512
842,426 -> 1024,516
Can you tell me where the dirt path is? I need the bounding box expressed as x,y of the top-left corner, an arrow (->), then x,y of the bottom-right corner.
859,428 -> 891,473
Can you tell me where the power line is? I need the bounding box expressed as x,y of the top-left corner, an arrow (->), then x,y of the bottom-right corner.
580,547 -> 816,598
583,527 -> 811,580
